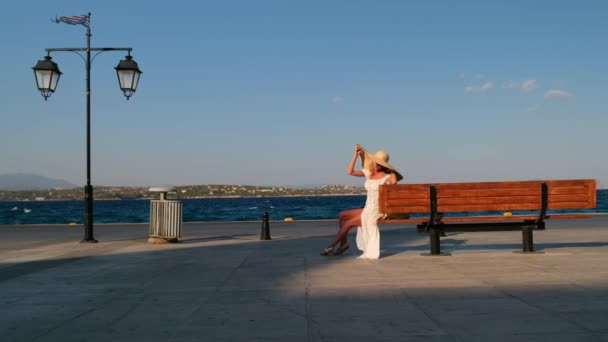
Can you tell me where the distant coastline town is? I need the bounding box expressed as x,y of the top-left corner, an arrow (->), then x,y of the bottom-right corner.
0,184 -> 366,201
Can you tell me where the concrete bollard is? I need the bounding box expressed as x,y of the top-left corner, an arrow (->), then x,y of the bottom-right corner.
260,212 -> 271,240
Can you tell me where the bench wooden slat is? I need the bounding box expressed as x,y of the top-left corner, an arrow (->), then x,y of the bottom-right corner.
380,214 -> 593,225
434,181 -> 542,190
438,195 -> 540,205
382,215 -> 541,224
436,194 -> 592,207
438,203 -> 541,212
545,179 -> 596,187
382,205 -> 430,213
549,187 -> 591,195
382,184 -> 430,191
440,213 -> 594,223
380,217 -> 429,223
440,215 -> 539,223
437,189 -> 541,198
545,214 -> 593,219
384,192 -> 430,200
388,198 -> 431,206
549,194 -> 593,202
549,202 -> 596,210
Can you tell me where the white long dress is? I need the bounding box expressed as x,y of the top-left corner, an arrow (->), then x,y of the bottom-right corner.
356,169 -> 391,259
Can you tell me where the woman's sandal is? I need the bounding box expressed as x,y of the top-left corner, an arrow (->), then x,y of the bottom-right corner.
334,243 -> 350,256
320,247 -> 334,256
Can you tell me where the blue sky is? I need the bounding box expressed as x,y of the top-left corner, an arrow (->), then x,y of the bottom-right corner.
1,1 -> 606,188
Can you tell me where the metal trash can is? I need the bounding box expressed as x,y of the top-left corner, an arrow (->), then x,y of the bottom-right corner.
148,187 -> 182,243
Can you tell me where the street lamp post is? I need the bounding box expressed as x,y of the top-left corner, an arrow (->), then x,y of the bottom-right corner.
33,16 -> 142,242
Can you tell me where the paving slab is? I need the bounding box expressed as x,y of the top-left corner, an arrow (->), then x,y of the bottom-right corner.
0,217 -> 607,341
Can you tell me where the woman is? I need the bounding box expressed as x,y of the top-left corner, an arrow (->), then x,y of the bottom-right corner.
321,144 -> 403,259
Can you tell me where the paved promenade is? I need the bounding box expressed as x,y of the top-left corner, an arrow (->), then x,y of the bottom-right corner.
1,217 -> 608,341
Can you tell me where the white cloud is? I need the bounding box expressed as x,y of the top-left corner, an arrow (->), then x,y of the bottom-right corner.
480,82 -> 492,91
544,89 -> 572,98
465,82 -> 493,93
331,96 -> 344,104
521,79 -> 538,93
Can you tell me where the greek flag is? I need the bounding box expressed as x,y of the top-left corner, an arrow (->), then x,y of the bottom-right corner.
53,14 -> 90,27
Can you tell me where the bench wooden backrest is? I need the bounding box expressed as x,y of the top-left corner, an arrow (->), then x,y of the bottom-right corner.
379,179 -> 596,215
435,181 -> 543,212
379,184 -> 432,215
544,180 -> 597,210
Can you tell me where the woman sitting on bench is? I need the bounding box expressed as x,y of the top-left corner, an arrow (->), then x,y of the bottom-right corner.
321,144 -> 403,259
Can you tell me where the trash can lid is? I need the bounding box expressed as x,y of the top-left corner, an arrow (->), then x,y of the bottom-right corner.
149,187 -> 172,192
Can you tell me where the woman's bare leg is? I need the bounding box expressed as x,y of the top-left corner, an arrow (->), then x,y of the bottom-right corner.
326,208 -> 362,249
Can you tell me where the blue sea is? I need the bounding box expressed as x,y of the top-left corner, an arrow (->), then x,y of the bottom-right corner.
1,190 -> 607,225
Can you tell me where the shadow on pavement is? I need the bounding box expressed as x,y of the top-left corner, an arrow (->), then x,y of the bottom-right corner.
0,220 -> 607,341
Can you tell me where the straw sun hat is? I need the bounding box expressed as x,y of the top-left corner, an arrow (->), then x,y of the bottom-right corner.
357,144 -> 403,181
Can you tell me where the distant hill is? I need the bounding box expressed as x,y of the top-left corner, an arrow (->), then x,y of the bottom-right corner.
0,173 -> 78,190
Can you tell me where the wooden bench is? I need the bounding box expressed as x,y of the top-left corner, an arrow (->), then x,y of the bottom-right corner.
379,179 -> 597,255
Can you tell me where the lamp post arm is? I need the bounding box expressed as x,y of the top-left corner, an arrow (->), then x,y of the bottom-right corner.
44,48 -> 134,66
45,47 -> 133,52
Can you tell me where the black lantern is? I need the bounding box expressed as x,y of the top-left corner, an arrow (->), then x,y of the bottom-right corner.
115,55 -> 142,100
32,55 -> 62,100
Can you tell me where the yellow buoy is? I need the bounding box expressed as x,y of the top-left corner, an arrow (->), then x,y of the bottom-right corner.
68,222 -> 78,226
503,212 -> 513,216
284,217 -> 294,222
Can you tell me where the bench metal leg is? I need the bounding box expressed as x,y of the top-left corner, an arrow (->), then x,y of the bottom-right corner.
522,226 -> 534,252
431,229 -> 441,255
421,229 -> 451,256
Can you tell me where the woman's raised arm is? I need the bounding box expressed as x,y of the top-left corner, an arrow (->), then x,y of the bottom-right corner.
347,145 -> 365,177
